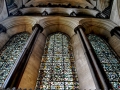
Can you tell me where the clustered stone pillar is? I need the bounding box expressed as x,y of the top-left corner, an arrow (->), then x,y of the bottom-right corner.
22,24 -> 43,53
17,24 -> 44,85
32,24 -> 43,32
74,25 -> 108,90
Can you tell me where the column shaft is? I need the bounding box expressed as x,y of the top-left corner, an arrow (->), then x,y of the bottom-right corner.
111,27 -> 120,39
5,24 -> 43,88
74,25 -> 108,90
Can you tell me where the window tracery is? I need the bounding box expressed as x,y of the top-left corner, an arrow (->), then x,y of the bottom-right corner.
35,32 -> 79,90
0,32 -> 30,87
88,34 -> 120,89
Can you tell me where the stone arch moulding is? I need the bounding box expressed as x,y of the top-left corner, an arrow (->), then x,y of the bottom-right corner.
39,17 -> 99,89
0,16 -> 38,29
18,17 -> 97,89
0,16 -> 40,38
79,18 -> 120,56
38,17 -> 80,38
0,16 -> 38,50
79,18 -> 118,38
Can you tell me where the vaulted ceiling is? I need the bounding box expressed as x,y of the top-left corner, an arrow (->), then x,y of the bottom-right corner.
26,0 -> 94,8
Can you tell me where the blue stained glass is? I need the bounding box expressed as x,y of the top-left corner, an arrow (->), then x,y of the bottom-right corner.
35,32 -> 80,90
0,32 -> 30,87
88,34 -> 120,89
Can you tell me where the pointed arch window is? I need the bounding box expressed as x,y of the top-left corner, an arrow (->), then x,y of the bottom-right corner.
0,32 -> 30,87
35,32 -> 80,89
88,34 -> 120,89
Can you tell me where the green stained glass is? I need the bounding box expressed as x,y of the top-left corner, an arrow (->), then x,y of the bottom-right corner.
0,32 -> 30,87
35,32 -> 80,90
88,34 -> 120,89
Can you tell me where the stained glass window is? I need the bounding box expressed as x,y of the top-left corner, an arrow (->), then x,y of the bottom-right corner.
35,32 -> 80,90
88,34 -> 120,89
0,32 -> 30,87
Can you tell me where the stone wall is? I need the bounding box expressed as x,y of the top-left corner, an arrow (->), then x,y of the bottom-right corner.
18,20 -> 97,89
0,0 -> 8,21
109,35 -> 120,57
23,0 -> 29,5
18,33 -> 46,89
97,0 -> 110,11
0,24 -> 32,50
79,18 -> 120,57
71,34 -> 97,89
14,0 -> 22,8
0,32 -> 9,50
110,0 -> 120,25
0,16 -> 119,89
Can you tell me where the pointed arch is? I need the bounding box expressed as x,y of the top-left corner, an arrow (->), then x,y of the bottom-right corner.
79,18 -> 120,57
35,32 -> 80,89
88,34 -> 120,89
0,32 -> 30,88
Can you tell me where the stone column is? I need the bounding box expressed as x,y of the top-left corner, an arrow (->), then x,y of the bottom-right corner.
17,24 -> 43,86
0,24 -> 7,33
74,25 -> 108,90
6,24 -> 43,88
111,27 -> 120,39
21,24 -> 43,56
17,24 -> 46,89
70,11 -> 76,16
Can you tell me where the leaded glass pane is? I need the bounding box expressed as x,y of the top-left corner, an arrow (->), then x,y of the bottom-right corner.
0,32 -> 30,87
88,34 -> 120,89
35,32 -> 80,90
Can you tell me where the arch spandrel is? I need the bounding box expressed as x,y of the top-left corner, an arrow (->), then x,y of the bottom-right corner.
38,17 -> 80,37
0,17 -> 38,30
79,18 -> 117,31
